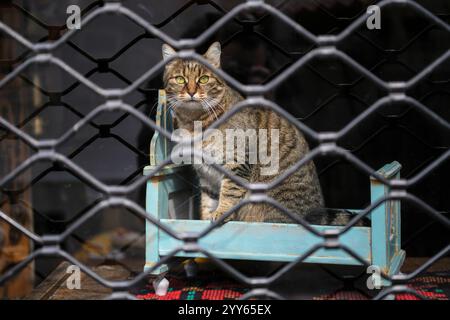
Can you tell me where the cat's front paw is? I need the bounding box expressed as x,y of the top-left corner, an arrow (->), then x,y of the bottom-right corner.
210,210 -> 232,225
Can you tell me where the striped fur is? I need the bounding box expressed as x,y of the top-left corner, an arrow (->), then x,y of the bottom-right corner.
162,42 -> 364,226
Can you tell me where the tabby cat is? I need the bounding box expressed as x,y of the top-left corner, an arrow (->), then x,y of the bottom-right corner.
162,42 -> 357,225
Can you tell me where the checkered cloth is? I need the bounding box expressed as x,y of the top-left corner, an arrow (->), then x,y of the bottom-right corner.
134,271 -> 449,300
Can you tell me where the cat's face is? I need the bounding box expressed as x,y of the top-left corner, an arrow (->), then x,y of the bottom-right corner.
162,42 -> 225,113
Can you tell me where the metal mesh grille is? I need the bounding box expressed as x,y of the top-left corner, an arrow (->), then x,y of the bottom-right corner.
0,0 -> 449,300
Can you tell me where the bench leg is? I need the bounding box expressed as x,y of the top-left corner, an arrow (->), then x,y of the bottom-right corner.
370,162 -> 405,295
381,250 -> 406,286
144,179 -> 169,276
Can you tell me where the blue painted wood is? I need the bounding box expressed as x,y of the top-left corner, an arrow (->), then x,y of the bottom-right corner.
390,170 -> 402,270
144,177 -> 169,275
144,168 -> 191,274
158,219 -> 371,265
150,90 -> 174,166
370,180 -> 389,274
144,89 -> 176,275
144,90 -> 405,288
370,161 -> 403,286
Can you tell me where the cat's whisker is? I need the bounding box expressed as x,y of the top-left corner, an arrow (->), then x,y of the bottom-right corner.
204,99 -> 219,121
208,98 -> 225,121
148,100 -> 160,117
167,100 -> 181,114
200,99 -> 213,119
213,101 -> 225,115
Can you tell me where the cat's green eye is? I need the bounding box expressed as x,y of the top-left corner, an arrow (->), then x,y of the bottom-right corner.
198,75 -> 209,84
175,76 -> 186,84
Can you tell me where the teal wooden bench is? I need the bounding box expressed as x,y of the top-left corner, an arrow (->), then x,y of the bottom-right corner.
143,90 -> 405,294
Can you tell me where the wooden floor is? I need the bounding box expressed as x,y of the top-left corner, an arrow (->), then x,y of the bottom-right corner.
26,257 -> 450,300
26,262 -> 131,300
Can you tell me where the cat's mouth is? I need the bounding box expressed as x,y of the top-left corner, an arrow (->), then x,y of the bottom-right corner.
180,99 -> 204,111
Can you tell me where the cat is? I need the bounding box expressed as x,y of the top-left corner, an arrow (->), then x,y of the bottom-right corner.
161,42 -> 362,226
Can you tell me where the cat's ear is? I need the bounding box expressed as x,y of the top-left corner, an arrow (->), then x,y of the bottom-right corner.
204,42 -> 221,68
162,44 -> 176,61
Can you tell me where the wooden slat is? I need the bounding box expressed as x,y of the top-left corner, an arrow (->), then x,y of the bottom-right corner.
159,219 -> 371,265
26,262 -> 132,300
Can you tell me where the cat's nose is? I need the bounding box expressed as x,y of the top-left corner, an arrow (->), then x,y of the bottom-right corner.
187,92 -> 195,98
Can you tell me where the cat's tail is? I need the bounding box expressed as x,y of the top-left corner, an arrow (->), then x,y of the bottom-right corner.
304,208 -> 370,227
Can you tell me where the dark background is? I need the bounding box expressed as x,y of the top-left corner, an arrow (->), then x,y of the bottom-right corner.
0,0 -> 448,285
